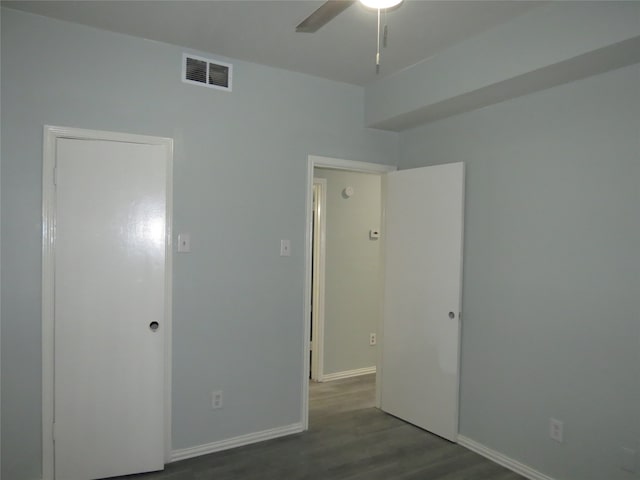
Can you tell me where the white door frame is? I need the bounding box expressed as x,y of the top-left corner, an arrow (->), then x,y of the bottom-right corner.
310,178 -> 327,382
302,155 -> 395,429
41,125 -> 174,480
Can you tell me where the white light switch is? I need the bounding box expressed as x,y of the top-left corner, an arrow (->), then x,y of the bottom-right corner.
280,239 -> 291,257
177,233 -> 191,253
620,447 -> 637,473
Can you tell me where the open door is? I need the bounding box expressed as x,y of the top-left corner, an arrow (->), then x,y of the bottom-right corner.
380,162 -> 464,442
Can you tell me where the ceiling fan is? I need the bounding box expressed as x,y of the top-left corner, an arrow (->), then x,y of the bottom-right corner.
296,0 -> 404,72
296,0 -> 402,33
295,0 -> 356,33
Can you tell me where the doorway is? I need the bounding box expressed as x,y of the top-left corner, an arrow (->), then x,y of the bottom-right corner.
302,156 -> 395,427
303,155 -> 465,442
41,126 -> 173,480
311,168 -> 383,382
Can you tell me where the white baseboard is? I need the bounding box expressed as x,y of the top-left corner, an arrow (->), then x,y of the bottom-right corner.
320,366 -> 376,382
170,422 -> 303,462
458,435 -> 556,480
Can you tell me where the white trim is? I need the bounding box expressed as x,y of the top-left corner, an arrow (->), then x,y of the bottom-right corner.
163,140 -> 174,464
170,423 -> 303,462
458,435 -> 557,480
42,125 -> 174,479
302,155 -> 396,431
319,366 -> 376,382
453,163 -> 466,439
308,155 -> 396,174
376,176 -> 388,410
310,178 -> 327,382
42,127 -> 56,480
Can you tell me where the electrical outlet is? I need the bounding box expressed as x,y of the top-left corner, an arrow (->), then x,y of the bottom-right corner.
280,239 -> 291,257
177,233 -> 191,253
549,418 -> 564,443
369,333 -> 377,346
211,390 -> 223,410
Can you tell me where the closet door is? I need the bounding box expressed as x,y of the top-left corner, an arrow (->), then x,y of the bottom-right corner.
54,137 -> 168,479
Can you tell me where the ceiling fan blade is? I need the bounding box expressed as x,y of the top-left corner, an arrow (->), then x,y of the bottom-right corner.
296,0 -> 356,33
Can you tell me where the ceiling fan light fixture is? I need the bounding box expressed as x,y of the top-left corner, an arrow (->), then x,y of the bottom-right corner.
359,0 -> 402,10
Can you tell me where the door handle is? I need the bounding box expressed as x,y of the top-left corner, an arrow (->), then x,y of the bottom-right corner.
149,321 -> 159,332
448,312 -> 455,319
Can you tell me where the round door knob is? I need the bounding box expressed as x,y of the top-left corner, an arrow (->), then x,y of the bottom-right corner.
149,321 -> 160,332
448,312 -> 455,319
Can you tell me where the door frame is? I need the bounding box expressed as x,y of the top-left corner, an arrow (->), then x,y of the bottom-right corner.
310,178 -> 327,382
302,155 -> 395,429
41,125 -> 174,479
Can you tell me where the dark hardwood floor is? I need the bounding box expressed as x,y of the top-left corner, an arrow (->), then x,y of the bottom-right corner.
114,374 -> 524,480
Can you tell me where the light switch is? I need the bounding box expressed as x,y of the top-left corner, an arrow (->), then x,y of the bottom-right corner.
280,239 -> 291,257
177,233 -> 191,253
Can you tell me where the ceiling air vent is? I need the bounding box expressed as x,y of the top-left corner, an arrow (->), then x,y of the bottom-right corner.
182,54 -> 232,92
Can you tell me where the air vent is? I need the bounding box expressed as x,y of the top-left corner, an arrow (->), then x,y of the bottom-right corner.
182,54 -> 232,92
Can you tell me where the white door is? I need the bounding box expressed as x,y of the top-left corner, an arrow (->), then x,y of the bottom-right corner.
380,162 -> 464,442
54,138 -> 168,479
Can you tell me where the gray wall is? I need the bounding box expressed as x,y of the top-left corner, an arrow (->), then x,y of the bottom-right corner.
399,64 -> 640,480
3,6 -> 639,480
312,169 -> 381,376
0,9 -> 397,479
365,1 -> 640,130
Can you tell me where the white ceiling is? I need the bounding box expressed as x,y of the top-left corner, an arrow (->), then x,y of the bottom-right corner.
4,0 -> 543,86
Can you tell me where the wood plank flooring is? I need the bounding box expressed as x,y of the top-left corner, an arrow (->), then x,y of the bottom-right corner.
113,375 -> 524,480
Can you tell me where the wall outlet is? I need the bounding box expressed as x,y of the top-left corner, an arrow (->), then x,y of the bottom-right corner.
369,333 -> 377,346
549,418 -> 564,443
177,233 -> 191,253
211,390 -> 223,410
280,239 -> 291,257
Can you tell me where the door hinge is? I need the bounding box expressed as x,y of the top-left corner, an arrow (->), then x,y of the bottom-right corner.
53,165 -> 58,186
52,422 -> 56,442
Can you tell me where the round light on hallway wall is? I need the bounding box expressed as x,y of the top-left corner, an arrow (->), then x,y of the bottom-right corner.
359,0 -> 402,10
